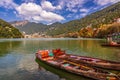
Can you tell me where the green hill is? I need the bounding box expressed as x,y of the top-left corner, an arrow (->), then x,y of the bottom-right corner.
0,19 -> 23,38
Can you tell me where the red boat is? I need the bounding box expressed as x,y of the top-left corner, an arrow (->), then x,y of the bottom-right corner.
52,49 -> 120,70
36,49 -> 120,80
102,32 -> 120,47
101,44 -> 120,47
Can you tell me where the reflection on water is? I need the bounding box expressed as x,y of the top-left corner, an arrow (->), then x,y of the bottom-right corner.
0,38 -> 120,80
0,41 -> 21,57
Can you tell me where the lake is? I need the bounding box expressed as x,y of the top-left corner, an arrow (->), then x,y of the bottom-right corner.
0,38 -> 120,80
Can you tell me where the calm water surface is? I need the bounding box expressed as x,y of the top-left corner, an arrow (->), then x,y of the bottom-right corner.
0,38 -> 120,80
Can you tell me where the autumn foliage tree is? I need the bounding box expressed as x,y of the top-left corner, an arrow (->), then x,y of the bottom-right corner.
79,23 -> 120,38
79,27 -> 93,38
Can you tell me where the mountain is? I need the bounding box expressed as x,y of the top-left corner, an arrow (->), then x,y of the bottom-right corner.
15,22 -> 50,34
0,19 -> 23,38
10,2 -> 120,37
47,2 -> 120,36
10,21 -> 62,34
10,20 -> 28,27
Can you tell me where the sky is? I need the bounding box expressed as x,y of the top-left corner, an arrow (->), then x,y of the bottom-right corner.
0,0 -> 120,24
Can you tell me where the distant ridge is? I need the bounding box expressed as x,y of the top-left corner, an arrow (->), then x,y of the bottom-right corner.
10,20 -> 28,27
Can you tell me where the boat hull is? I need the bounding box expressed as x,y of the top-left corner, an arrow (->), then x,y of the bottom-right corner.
36,53 -> 119,80
35,59 -> 90,80
101,44 -> 120,47
57,54 -> 120,71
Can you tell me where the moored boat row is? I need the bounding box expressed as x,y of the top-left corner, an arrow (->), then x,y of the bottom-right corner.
52,49 -> 120,70
36,49 -> 120,80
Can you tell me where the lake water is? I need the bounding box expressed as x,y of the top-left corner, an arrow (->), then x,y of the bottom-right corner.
0,38 -> 120,80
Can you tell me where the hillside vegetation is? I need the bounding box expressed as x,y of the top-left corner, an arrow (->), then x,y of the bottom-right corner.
79,22 -> 120,38
0,19 -> 23,38
47,2 -> 120,37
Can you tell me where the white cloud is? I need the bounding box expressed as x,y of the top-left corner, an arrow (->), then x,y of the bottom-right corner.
58,0 -> 85,12
41,1 -> 62,11
32,16 -> 42,21
15,3 -> 65,23
80,8 -> 89,13
80,13 -> 87,17
67,0 -> 84,8
74,12 -> 88,19
40,10 -> 64,21
67,14 -> 73,18
0,0 -> 18,9
16,3 -> 42,16
94,0 -> 120,6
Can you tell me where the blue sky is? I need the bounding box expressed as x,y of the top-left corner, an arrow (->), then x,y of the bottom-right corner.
0,0 -> 120,24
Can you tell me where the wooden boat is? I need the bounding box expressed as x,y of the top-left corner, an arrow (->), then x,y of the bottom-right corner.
35,58 -> 89,80
101,44 -> 120,47
52,49 -> 120,70
36,50 -> 120,80
103,32 -> 120,47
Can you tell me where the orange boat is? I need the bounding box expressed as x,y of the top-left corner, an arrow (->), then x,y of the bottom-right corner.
36,49 -> 120,80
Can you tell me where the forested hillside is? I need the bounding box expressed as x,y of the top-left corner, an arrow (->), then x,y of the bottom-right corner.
47,2 -> 120,36
0,19 -> 23,38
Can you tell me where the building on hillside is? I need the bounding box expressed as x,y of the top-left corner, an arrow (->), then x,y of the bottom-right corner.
31,33 -> 40,38
116,18 -> 120,23
22,31 -> 32,38
24,35 -> 32,38
114,18 -> 120,23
